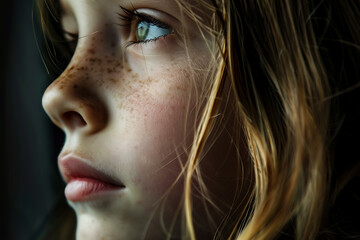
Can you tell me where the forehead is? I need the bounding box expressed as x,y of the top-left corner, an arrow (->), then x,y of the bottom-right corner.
59,0 -> 182,16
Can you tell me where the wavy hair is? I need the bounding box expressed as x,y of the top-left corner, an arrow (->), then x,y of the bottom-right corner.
177,0 -> 359,239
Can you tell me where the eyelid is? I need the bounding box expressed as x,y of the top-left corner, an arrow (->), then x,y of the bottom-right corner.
135,9 -> 179,28
60,9 -> 78,41
118,7 -> 178,32
135,12 -> 171,29
63,31 -> 78,41
119,6 -> 179,25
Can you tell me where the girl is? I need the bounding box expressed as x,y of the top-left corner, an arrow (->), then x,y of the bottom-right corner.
37,0 -> 360,239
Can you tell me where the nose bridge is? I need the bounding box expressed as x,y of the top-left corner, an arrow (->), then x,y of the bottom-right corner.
42,35 -> 111,135
71,29 -> 124,80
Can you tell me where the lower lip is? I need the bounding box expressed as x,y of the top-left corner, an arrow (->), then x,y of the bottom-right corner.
65,178 -> 123,202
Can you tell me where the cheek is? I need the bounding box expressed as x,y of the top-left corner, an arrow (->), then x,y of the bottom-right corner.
131,77 -> 190,190
108,67 -> 195,197
122,66 -> 193,142
131,92 -> 186,138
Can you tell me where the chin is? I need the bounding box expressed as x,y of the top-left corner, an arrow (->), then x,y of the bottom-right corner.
74,210 -> 180,240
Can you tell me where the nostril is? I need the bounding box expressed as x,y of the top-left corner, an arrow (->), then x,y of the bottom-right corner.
62,111 -> 87,130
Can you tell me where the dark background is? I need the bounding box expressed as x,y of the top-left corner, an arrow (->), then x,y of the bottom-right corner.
1,0 -> 64,239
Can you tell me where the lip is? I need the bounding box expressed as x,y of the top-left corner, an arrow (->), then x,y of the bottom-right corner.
59,154 -> 125,202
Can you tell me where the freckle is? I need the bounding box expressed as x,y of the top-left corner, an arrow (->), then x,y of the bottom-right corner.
89,58 -> 100,63
73,84 -> 78,89
132,73 -> 138,78
88,49 -> 96,54
176,85 -> 185,91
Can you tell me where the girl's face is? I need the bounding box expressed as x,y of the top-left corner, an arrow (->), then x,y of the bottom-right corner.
42,0 -> 245,239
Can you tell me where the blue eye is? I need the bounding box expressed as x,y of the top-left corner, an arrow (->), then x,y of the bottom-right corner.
136,21 -> 172,42
118,7 -> 174,45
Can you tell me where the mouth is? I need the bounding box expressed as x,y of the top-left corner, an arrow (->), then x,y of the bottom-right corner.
59,155 -> 125,202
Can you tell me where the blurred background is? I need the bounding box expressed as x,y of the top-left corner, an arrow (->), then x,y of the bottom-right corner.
1,0 -> 65,239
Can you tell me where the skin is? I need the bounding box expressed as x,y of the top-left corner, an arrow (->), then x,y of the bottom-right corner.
42,0 -> 249,239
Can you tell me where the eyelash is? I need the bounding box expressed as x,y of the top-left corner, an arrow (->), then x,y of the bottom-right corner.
117,6 -> 173,46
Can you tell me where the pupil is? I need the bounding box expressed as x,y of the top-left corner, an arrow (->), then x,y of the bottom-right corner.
136,21 -> 150,41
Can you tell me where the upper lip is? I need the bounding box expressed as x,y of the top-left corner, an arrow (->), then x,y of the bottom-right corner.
59,154 -> 125,187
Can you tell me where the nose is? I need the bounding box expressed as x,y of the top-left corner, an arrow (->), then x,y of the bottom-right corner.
42,59 -> 108,135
